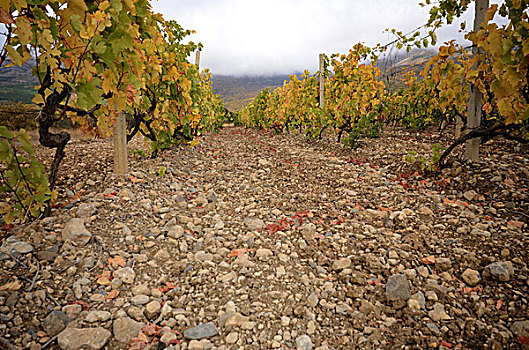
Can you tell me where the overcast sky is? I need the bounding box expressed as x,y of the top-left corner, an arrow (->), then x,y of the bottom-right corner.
152,0 -> 479,76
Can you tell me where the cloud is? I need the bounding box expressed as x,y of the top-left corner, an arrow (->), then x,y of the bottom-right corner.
152,0 -> 482,76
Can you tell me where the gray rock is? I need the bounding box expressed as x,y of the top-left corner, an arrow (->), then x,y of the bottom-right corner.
76,203 -> 96,217
184,322 -> 218,340
385,274 -> 411,301
58,327 -> 111,350
243,218 -> 265,231
0,237 -> 34,259
483,262 -> 514,282
307,293 -> 319,308
113,317 -> 144,344
296,335 -> 313,350
43,311 -> 69,336
114,267 -> 135,284
62,218 -> 92,246
36,245 -> 59,261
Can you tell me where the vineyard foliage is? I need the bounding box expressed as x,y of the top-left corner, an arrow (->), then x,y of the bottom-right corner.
0,0 -> 226,223
238,1 -> 529,152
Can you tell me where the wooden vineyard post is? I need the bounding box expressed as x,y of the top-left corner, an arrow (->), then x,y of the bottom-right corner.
319,53 -> 325,108
195,51 -> 201,68
465,0 -> 489,161
114,111 -> 128,176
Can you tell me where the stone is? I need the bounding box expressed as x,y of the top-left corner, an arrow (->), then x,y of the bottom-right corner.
36,245 -> 59,261
428,303 -> 451,322
144,300 -> 161,320
188,339 -> 203,350
226,332 -> 238,344
160,332 -> 178,345
296,335 -> 313,350
461,269 -> 481,286
332,258 -> 352,271
255,248 -> 273,259
42,311 -> 69,337
131,295 -> 150,305
62,218 -> 92,246
206,191 -> 217,203
114,267 -> 135,284
131,285 -> 150,296
511,320 -> 529,349
482,262 -> 514,282
77,203 -> 96,217
464,190 -> 477,201
154,249 -> 171,261
224,313 -> 249,328
57,327 -> 111,350
85,311 -> 111,323
113,317 -> 144,344
385,274 -> 411,301
244,218 -> 265,231
435,258 -> 452,271
0,237 -> 34,259
409,292 -> 426,310
167,225 -> 185,239
184,322 -> 218,340
307,293 -> 319,308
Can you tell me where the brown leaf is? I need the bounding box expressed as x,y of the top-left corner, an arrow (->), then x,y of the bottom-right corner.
420,256 -> 436,265
108,256 -> 126,267
105,289 -> 119,300
0,7 -> 14,24
227,248 -> 254,258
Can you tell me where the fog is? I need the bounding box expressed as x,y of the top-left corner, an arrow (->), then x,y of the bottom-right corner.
152,0 -> 477,76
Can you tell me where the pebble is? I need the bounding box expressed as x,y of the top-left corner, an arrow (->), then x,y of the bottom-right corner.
85,311 -> 111,323
184,322 -> 218,340
461,268 -> 481,285
482,262 -> 514,282
113,317 -> 144,344
296,334 -> 313,350
62,218 -> 92,246
332,257 -> 352,271
386,274 -> 411,301
57,327 -> 111,350
42,311 -> 69,337
144,300 -> 161,319
428,303 -> 451,322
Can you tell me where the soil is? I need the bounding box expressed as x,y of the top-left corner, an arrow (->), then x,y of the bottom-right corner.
0,126 -> 528,350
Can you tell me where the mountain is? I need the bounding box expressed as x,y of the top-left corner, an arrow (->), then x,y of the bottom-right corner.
0,60 -> 38,104
211,75 -> 289,112
0,49 -> 439,109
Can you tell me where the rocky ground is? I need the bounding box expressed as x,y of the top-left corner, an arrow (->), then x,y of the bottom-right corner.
0,126 -> 528,350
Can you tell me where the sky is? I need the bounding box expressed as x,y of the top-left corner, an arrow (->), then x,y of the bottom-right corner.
151,0 -> 478,76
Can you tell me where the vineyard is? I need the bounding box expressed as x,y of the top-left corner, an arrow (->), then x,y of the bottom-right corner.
0,0 -> 528,349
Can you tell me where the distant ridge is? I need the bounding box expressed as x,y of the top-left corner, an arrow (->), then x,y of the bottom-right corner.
211,74 -> 290,112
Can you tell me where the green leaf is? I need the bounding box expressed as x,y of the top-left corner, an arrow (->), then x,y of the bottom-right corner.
0,126 -> 13,139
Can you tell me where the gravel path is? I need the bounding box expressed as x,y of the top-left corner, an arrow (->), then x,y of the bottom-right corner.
1,126 -> 528,349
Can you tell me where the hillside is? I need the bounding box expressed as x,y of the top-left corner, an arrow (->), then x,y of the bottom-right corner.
211,75 -> 289,112
0,60 -> 38,103
0,49 -> 438,109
